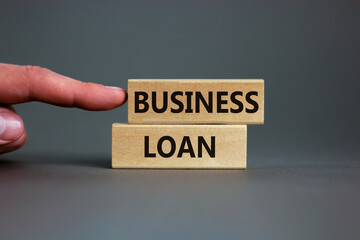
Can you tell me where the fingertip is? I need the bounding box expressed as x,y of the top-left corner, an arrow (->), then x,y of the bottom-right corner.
0,109 -> 27,154
0,112 -> 25,145
73,84 -> 127,111
101,86 -> 128,110
107,86 -> 127,107
0,130 -> 27,154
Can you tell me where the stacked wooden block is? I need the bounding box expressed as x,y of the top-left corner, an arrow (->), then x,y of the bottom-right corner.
112,80 -> 264,169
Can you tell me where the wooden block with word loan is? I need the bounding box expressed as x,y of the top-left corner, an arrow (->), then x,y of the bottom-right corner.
128,79 -> 264,124
112,124 -> 247,169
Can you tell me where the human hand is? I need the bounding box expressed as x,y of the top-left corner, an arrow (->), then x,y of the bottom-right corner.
0,63 -> 127,154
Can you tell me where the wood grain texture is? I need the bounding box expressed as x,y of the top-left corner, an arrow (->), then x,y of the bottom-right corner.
112,124 -> 247,169
128,79 -> 264,124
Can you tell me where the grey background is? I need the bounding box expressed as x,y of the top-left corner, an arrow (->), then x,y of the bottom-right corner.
0,0 -> 360,239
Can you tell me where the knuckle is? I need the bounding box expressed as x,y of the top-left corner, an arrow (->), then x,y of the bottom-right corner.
24,65 -> 44,73
24,65 -> 50,81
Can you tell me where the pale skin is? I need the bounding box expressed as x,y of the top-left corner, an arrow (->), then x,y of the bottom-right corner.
0,63 -> 127,154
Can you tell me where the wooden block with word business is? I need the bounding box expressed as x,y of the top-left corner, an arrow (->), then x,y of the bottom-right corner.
128,79 -> 264,124
112,124 -> 247,169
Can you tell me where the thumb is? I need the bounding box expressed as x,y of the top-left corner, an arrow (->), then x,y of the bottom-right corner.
0,106 -> 27,154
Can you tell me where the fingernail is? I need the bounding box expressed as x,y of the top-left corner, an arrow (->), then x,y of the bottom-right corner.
105,86 -> 126,91
0,113 -> 23,144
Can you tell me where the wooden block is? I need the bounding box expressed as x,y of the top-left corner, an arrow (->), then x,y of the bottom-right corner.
112,124 -> 247,169
128,79 -> 264,124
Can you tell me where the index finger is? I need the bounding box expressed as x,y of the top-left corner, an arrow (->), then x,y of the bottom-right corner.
0,63 -> 127,110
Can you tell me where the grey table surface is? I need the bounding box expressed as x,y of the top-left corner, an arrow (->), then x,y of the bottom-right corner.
1,151 -> 359,240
